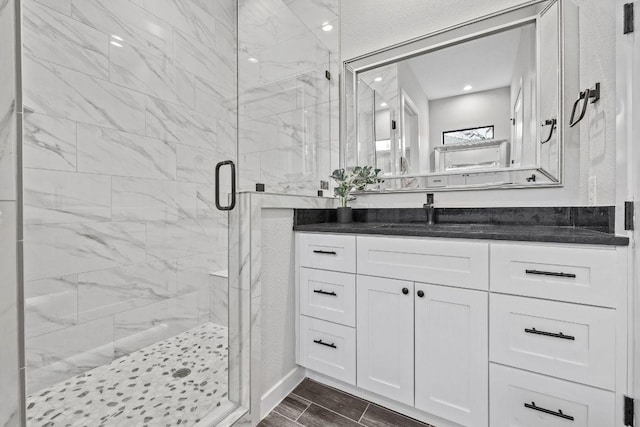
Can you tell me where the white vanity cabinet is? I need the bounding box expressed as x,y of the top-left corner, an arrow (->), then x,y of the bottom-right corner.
297,233 -> 358,385
488,241 -> 626,427
295,232 -> 629,427
355,276 -> 489,424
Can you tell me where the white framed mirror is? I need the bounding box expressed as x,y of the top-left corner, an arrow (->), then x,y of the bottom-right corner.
342,0 -> 574,192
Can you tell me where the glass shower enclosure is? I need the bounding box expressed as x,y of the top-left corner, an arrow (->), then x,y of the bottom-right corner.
20,0 -> 248,425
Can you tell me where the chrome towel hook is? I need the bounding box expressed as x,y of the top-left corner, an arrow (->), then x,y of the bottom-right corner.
569,82 -> 600,128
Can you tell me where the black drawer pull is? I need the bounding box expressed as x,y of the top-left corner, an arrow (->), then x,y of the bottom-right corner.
313,250 -> 337,255
313,289 -> 337,296
524,327 -> 575,341
524,402 -> 574,421
525,269 -> 576,278
313,339 -> 336,349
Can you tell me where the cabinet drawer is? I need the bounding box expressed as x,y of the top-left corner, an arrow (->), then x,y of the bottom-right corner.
490,364 -> 614,427
426,176 -> 447,187
490,294 -> 616,390
299,268 -> 356,327
299,316 -> 356,385
357,236 -> 489,290
298,233 -> 356,273
490,243 -> 619,307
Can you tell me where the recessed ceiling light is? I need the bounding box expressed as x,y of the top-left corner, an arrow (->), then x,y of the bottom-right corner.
374,77 -> 382,82
322,22 -> 333,32
110,41 -> 123,48
248,57 -> 259,63
380,102 -> 387,107
463,85 -> 473,91
111,35 -> 123,41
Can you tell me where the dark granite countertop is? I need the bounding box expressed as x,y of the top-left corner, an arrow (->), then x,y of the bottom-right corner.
293,207 -> 629,246
293,222 -> 629,246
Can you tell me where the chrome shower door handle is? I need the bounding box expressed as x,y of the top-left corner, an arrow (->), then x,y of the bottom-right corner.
215,160 -> 236,211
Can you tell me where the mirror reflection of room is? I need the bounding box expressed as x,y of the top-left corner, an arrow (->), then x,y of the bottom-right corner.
358,22 -> 539,177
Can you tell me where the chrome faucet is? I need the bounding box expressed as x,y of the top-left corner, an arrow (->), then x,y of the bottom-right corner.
423,193 -> 435,225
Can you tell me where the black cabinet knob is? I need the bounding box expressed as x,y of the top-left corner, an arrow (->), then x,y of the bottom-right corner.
402,287 -> 409,295
417,290 -> 425,298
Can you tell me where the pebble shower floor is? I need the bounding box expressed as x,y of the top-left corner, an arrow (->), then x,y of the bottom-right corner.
26,323 -> 230,427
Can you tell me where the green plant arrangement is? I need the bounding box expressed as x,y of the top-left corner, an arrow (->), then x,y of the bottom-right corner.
330,166 -> 383,208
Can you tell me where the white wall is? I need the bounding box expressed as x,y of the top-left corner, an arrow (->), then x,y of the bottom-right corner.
510,24 -> 537,166
397,61 -> 430,173
342,0 -> 617,207
358,81 -> 376,166
428,87 -> 511,168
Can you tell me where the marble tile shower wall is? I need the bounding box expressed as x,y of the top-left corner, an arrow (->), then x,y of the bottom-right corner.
0,0 -> 21,423
238,0 -> 340,195
21,0 -> 237,394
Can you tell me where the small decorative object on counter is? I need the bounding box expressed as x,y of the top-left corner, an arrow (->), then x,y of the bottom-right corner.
330,166 -> 383,223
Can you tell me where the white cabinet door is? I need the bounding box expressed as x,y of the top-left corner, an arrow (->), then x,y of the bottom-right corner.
415,284 -> 488,427
356,275 -> 414,406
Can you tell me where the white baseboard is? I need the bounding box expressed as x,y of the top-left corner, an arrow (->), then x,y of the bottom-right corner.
260,366 -> 307,420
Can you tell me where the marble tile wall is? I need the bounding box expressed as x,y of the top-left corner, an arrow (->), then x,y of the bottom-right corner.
353,64 -> 398,181
0,203 -> 21,427
0,0 -> 22,424
238,193 -> 336,424
21,0 -> 237,395
238,0 -> 340,195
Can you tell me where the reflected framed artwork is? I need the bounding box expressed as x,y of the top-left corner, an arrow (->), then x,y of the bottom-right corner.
442,125 -> 494,145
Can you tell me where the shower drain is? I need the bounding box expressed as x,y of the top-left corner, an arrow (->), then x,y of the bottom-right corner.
172,368 -> 192,379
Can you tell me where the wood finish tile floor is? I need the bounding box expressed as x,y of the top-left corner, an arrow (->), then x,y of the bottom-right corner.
259,379 -> 433,427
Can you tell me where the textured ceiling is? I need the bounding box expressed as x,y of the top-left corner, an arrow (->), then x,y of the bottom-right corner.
406,25 -> 527,100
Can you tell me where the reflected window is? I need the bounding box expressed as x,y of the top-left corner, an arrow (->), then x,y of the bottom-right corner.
376,139 -> 391,151
442,125 -> 494,145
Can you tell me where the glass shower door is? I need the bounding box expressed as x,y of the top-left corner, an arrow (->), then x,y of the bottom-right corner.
20,0 -> 247,425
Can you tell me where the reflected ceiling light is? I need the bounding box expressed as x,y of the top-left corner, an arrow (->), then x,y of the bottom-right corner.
380,102 -> 387,107
374,77 -> 382,82
110,41 -> 123,48
322,22 -> 333,32
111,35 -> 123,41
463,85 -> 473,91
248,57 -> 259,63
